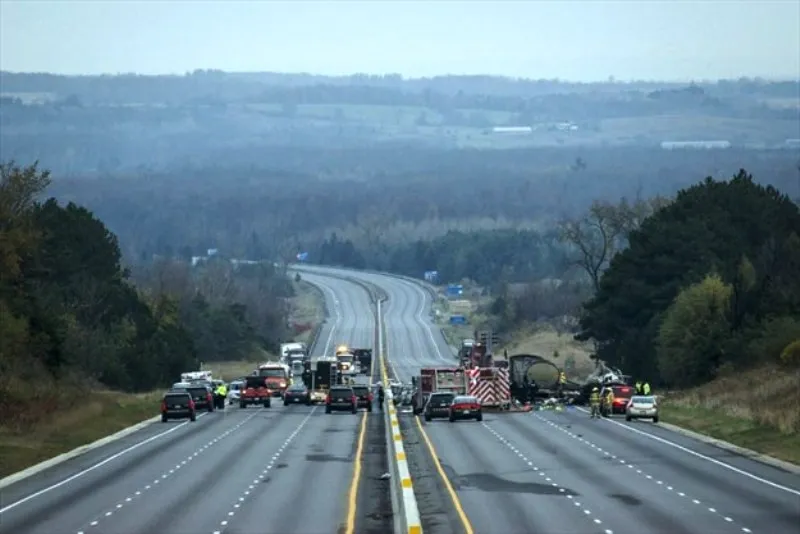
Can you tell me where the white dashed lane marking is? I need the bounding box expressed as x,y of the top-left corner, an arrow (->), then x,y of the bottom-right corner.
210,409 -> 317,534
533,413 -> 754,533
482,423 -> 613,534
75,408 -> 263,533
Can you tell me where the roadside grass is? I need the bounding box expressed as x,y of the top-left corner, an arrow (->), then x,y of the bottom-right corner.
659,366 -> 800,465
290,279 -> 325,346
500,325 -> 596,378
0,389 -> 162,478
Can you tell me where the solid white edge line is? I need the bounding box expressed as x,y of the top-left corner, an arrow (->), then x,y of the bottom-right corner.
408,275 -> 800,497
2,273 -> 341,514
570,407 -> 800,496
0,413 -> 206,514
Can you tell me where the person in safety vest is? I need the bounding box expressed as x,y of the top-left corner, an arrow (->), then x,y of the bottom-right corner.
604,388 -> 614,417
635,381 -> 643,395
589,387 -> 601,418
642,382 -> 651,395
214,382 -> 227,409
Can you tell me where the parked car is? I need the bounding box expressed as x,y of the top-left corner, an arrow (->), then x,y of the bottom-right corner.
423,392 -> 456,422
325,386 -> 357,414
449,395 -> 482,422
625,395 -> 659,423
161,391 -> 196,422
284,383 -> 311,405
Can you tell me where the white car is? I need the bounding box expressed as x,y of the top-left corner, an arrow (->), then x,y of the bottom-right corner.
625,395 -> 659,423
228,380 -> 244,404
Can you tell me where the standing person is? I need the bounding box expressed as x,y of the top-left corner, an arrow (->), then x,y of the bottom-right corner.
589,387 -> 601,418
635,381 -> 643,395
377,384 -> 385,411
643,382 -> 651,395
214,382 -> 227,410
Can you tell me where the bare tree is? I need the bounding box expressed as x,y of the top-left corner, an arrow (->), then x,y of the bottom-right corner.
558,196 -> 670,291
196,259 -> 238,304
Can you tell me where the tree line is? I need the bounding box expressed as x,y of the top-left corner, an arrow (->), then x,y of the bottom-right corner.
0,162 -> 294,429
570,170 -> 800,386
41,147 -> 800,265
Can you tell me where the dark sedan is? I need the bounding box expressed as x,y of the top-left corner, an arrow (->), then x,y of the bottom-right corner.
423,392 -> 455,422
283,383 -> 311,405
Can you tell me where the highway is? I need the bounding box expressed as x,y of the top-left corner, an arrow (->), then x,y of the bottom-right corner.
304,265 -> 800,534
0,273 -> 387,534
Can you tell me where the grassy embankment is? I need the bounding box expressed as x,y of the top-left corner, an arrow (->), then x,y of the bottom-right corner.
659,367 -> 800,465
0,279 -> 326,478
432,289 -> 800,465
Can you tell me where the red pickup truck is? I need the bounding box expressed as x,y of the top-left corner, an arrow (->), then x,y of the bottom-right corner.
240,376 -> 272,408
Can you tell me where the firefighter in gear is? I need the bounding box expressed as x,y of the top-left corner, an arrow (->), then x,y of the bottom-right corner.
604,388 -> 614,417
214,382 -> 227,409
589,387 -> 601,418
643,382 -> 651,395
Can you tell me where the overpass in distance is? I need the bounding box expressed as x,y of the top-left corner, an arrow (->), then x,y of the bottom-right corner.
0,264 -> 798,534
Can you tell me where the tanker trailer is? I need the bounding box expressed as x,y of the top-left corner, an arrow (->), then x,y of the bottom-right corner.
508,354 -> 561,402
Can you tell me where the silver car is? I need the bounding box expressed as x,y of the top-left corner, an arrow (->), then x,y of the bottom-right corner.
228,380 -> 244,404
625,395 -> 659,423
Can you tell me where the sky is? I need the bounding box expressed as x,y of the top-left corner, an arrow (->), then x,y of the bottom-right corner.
1,0 -> 799,82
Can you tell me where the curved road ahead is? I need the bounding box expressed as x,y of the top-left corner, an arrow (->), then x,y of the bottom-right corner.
0,274 -> 379,534
303,265 -> 800,534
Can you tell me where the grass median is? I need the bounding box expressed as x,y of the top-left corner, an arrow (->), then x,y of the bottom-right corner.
0,389 -> 162,478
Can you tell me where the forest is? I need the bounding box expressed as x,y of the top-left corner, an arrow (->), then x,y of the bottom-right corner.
0,163 -> 295,429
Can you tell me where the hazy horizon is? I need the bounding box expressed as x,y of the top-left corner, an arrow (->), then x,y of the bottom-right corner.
1,1 -> 798,82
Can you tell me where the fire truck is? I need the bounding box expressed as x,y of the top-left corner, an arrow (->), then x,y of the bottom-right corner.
303,356 -> 339,403
411,367 -> 467,414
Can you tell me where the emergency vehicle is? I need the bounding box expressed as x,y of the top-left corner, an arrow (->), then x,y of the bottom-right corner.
303,356 -> 338,403
181,370 -> 213,382
412,367 -> 467,414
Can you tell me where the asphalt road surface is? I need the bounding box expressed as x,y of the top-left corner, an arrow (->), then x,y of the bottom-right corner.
1,273 -> 384,534
305,265 -> 800,534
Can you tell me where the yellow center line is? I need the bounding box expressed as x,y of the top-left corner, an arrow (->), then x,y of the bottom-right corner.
344,307 -> 381,534
414,412 -> 475,534
345,410 -> 368,534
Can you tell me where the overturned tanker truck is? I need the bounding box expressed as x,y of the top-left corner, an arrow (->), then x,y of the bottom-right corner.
507,354 -> 582,403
